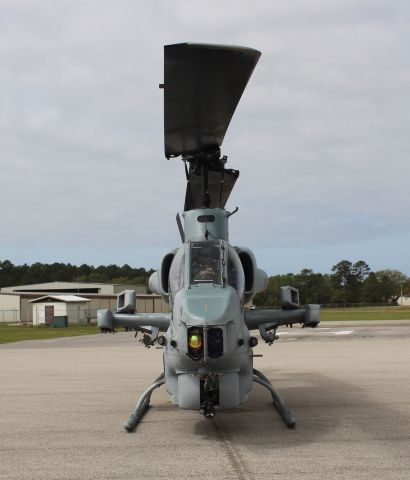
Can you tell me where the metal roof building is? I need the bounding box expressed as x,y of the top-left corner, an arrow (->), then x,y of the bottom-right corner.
29,295 -> 90,326
0,281 -> 147,295
0,282 -> 169,324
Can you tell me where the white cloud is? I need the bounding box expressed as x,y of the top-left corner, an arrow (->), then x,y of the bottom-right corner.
0,0 -> 409,273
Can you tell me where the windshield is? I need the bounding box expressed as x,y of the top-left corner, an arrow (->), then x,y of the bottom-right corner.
190,241 -> 222,285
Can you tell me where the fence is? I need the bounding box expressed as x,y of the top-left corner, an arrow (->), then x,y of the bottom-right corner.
0,303 -> 402,324
255,302 -> 394,310
0,305 -> 169,325
0,309 -> 94,325
318,303 -> 393,309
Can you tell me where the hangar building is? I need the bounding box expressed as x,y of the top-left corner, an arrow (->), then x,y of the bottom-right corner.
0,282 -> 169,324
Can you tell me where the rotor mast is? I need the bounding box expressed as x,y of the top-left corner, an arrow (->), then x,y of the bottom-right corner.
201,160 -> 209,209
182,146 -> 229,211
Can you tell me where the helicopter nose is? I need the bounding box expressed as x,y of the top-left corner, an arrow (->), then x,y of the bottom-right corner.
181,287 -> 237,325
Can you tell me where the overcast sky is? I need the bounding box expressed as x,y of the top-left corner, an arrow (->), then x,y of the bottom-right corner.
1,0 -> 409,275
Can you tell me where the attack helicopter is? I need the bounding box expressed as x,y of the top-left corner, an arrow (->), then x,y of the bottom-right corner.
98,43 -> 320,432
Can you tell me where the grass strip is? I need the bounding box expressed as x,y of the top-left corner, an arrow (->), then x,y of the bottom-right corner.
0,324 -> 100,345
321,308 -> 410,321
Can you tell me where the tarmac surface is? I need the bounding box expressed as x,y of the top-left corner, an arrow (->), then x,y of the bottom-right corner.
0,321 -> 409,479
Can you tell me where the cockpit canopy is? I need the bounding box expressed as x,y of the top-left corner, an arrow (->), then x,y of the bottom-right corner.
168,240 -> 245,298
151,240 -> 267,305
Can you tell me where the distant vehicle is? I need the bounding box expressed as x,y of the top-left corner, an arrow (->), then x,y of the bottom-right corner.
98,43 -> 320,432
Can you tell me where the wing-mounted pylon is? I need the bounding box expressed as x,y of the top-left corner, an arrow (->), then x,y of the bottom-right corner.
245,286 -> 320,344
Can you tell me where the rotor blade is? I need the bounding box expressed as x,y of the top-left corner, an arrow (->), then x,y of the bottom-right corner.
164,43 -> 261,158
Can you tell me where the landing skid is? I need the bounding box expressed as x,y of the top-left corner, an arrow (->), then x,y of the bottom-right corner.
123,373 -> 165,432
253,368 -> 296,428
123,369 -> 296,432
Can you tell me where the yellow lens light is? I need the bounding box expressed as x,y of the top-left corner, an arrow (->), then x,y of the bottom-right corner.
189,334 -> 202,349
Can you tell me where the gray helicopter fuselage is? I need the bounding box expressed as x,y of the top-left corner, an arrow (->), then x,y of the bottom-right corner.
97,206 -> 318,416
96,43 -> 321,430
161,210 -> 255,408
165,286 -> 253,409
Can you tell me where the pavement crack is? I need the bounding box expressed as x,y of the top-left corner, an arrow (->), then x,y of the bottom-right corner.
212,419 -> 252,480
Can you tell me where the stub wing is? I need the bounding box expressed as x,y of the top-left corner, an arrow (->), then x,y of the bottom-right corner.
245,305 -> 320,343
98,309 -> 171,332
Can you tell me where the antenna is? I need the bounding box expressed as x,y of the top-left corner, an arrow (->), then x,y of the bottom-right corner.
176,213 -> 185,243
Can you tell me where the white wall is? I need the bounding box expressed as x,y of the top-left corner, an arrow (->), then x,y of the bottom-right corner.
0,294 -> 21,323
398,296 -> 410,306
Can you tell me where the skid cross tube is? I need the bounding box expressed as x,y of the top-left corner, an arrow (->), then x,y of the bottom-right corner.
123,373 -> 165,432
253,369 -> 296,428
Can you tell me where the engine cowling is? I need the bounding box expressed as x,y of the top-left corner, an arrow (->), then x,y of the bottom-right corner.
235,247 -> 268,304
148,249 -> 177,302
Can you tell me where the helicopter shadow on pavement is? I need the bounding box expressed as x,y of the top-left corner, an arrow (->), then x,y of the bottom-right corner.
191,371 -> 410,449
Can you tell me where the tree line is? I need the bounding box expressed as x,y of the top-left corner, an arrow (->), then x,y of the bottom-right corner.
254,260 -> 410,307
1,258 -> 409,306
0,260 -> 153,288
